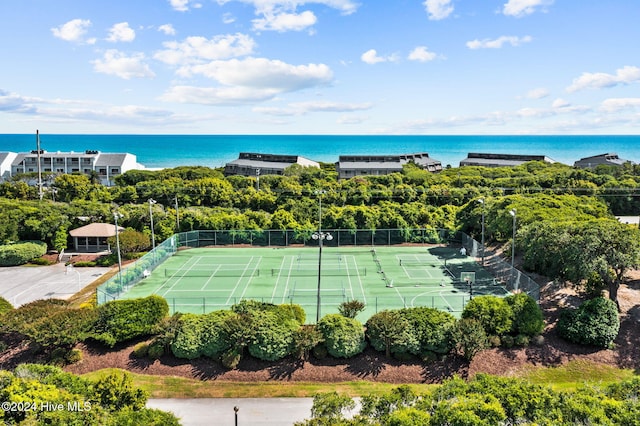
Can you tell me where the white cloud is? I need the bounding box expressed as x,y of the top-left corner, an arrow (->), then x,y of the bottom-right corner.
154,33 -> 256,66
466,35 -> 532,49
160,85 -> 280,105
361,49 -> 398,64
600,98 -> 640,112
566,66 -> 640,93
253,10 -> 317,32
216,0 -> 358,32
337,115 -> 369,124
223,13 -> 236,24
525,88 -> 549,99
408,46 -> 437,62
552,98 -> 570,108
291,100 -> 372,112
423,0 -> 454,20
51,19 -> 92,43
254,101 -> 372,116
187,57 -> 333,90
92,50 -> 156,80
161,57 -> 333,105
158,24 -> 176,36
169,0 -> 202,12
217,0 -> 359,16
107,22 -> 136,43
502,0 -> 554,18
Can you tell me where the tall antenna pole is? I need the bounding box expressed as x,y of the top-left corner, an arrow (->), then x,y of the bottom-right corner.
36,130 -> 43,200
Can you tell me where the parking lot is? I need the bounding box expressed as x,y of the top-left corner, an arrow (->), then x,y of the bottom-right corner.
0,263 -> 112,307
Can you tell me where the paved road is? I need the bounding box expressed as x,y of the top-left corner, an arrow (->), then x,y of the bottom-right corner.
0,263 -> 111,307
147,398 -> 314,425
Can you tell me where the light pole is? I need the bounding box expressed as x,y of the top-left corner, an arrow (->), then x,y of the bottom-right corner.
233,406 -> 239,426
509,209 -> 517,285
477,198 -> 485,266
113,212 -> 123,287
313,190 -> 332,323
148,198 -> 157,251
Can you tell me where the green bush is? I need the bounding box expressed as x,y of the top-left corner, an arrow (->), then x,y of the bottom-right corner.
221,348 -> 241,369
366,310 -> 418,357
0,296 -> 12,314
200,310 -> 235,359
170,313 -> 205,359
29,257 -> 54,265
248,311 -> 299,361
398,306 -> 456,355
462,296 -> 513,337
0,241 -> 47,266
132,342 -> 149,358
66,348 -> 83,364
73,260 -> 97,267
505,293 -> 544,336
557,297 -> 620,348
451,318 -> 489,361
93,295 -> 169,347
317,314 -> 366,358
147,341 -> 165,359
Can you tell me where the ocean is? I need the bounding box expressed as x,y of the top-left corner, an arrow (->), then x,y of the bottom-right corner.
1,134 -> 639,169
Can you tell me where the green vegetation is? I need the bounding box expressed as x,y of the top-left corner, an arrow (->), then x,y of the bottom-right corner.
0,364 -> 179,425
557,297 -> 621,348
0,241 -> 47,266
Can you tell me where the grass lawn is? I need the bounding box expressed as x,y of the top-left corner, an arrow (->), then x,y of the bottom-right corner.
81,360 -> 637,398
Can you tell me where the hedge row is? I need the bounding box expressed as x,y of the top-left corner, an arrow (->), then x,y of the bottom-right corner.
0,241 -> 47,266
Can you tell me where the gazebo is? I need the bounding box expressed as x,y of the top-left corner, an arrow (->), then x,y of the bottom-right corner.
69,223 -> 124,253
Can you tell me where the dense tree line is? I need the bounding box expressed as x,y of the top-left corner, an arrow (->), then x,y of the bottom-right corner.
1,160 -> 639,248
297,375 -> 640,425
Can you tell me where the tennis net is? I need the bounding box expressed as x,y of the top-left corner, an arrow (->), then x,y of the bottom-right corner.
271,267 -> 366,277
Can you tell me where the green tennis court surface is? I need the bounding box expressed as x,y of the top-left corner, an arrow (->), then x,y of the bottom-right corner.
124,246 -> 509,322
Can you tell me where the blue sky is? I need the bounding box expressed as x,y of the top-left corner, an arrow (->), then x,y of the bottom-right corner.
1,0 -> 639,135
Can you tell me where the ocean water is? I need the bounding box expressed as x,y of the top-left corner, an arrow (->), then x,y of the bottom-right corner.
1,134 -> 639,169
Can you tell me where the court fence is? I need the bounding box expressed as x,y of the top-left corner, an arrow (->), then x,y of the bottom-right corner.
96,227 -> 539,305
460,232 -> 540,301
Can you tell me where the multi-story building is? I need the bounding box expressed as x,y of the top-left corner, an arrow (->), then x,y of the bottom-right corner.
336,152 -> 442,179
224,152 -> 319,177
574,153 -> 632,168
460,153 -> 556,167
8,150 -> 143,186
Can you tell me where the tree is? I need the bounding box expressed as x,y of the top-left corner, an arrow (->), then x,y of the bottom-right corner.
108,228 -> 151,255
338,299 -> 365,319
563,220 -> 640,310
366,310 -> 417,358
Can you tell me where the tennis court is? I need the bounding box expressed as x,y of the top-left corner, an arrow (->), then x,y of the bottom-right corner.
123,245 -> 509,322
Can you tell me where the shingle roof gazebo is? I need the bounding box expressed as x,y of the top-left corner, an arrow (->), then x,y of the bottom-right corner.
69,223 -> 124,253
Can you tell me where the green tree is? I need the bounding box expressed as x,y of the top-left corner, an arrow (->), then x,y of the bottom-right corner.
317,314 -> 366,359
108,228 -> 150,255
366,310 -> 417,358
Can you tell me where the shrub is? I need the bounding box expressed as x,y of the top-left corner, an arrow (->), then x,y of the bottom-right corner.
462,296 -> 513,337
514,334 -> 530,347
170,313 -> 205,359
317,314 -> 366,358
557,297 -> 620,348
0,241 -> 47,266
366,310 -> 418,358
338,300 -> 366,319
505,293 -> 544,336
248,311 -> 298,361
91,371 -> 148,411
132,342 -> 149,358
66,348 -> 83,364
147,341 -> 165,359
293,325 -> 324,361
221,348 -> 241,369
29,257 -> 54,265
73,261 -> 97,267
200,310 -> 235,359
398,307 -> 456,355
93,295 -> 169,347
451,318 -> 489,361
0,296 -> 12,314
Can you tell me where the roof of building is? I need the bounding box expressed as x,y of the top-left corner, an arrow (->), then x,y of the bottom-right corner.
69,223 -> 124,238
338,152 -> 441,167
460,152 -> 556,167
574,153 -> 629,166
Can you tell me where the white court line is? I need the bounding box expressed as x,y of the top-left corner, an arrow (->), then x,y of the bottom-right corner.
225,256 -> 260,304
270,256 -> 288,301
280,256 -> 296,304
200,265 -> 221,291
234,257 -> 262,302
160,256 -> 201,296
